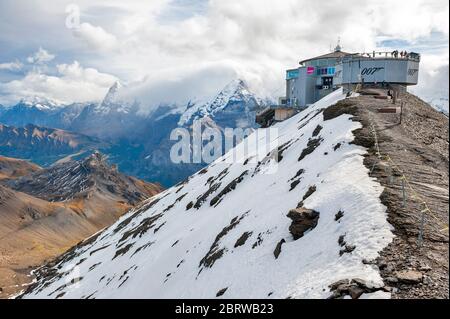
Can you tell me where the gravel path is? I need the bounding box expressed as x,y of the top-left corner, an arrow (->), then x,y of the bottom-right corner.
351,90 -> 449,299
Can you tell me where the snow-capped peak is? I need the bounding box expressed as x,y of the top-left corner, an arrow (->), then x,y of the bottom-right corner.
102,81 -> 122,106
94,81 -> 130,114
211,79 -> 253,106
178,79 -> 259,126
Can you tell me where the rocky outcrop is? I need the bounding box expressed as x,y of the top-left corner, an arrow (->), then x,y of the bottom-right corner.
328,278 -> 387,299
286,208 -> 320,240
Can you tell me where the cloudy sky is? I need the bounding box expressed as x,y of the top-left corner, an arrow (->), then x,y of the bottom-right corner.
0,0 -> 448,107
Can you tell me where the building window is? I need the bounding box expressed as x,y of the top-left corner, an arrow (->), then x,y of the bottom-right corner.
286,69 -> 299,79
316,67 -> 336,76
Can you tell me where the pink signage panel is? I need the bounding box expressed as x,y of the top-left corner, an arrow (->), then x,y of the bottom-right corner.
307,66 -> 315,75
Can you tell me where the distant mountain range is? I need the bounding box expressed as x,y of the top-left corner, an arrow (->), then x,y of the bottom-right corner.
0,79 -> 268,186
0,123 -> 106,166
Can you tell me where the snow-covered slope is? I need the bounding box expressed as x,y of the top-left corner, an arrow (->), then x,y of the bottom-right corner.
22,89 -> 394,299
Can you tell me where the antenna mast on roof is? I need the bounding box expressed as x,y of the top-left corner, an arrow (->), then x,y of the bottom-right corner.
334,37 -> 342,52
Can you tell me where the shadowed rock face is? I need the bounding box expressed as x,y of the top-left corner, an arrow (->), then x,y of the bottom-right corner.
287,208 -> 320,240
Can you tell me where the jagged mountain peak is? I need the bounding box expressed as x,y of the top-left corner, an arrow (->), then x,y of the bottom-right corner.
93,81 -> 131,115
210,79 -> 253,106
177,78 -> 260,126
102,81 -> 122,105
222,78 -> 249,95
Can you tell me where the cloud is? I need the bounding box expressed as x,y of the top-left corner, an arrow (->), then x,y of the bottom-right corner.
0,0 -> 448,106
72,22 -> 119,51
0,60 -> 23,71
0,60 -> 118,105
411,58 -> 449,100
120,61 -> 239,112
98,0 -> 448,101
26,47 -> 55,64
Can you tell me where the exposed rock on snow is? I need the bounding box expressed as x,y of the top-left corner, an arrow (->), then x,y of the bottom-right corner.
216,287 -> 228,297
199,213 -> 248,270
273,239 -> 286,259
298,138 -> 323,161
234,231 -> 253,248
328,278 -> 386,299
335,210 -> 344,221
297,185 -> 317,208
287,208 -> 320,240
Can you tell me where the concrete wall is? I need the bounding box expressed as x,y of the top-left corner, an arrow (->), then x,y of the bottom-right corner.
286,67 -> 317,107
274,108 -> 297,121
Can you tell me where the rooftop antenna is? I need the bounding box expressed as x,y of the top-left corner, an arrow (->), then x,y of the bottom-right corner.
334,37 -> 342,52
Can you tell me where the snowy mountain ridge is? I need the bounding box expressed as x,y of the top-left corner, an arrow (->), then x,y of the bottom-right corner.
20,96 -> 64,109
177,79 -> 259,126
22,89 -> 394,299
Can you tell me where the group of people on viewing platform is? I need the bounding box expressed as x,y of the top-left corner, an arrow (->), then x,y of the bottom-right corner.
391,50 -> 419,59
361,50 -> 420,60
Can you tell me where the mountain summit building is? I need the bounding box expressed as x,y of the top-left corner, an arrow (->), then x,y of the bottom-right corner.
284,45 -> 420,108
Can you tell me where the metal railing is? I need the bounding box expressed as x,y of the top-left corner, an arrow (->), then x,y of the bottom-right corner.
344,51 -> 421,62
